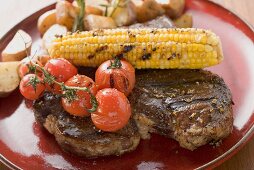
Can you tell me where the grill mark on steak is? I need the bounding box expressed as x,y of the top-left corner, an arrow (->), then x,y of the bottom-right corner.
128,69 -> 233,150
33,92 -> 140,158
33,68 -> 233,155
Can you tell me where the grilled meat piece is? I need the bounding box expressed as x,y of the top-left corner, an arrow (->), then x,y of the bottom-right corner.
129,69 -> 233,150
33,92 -> 140,158
33,68 -> 233,154
128,15 -> 174,28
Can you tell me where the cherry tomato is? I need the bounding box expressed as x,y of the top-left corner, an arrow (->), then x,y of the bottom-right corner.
19,61 -> 32,78
61,74 -> 97,117
44,58 -> 78,93
19,56 -> 52,78
95,59 -> 135,96
91,88 -> 131,132
18,60 -> 40,78
19,74 -> 45,100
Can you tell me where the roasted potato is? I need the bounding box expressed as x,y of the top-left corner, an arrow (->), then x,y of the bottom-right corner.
111,0 -> 137,26
37,9 -> 57,36
0,62 -> 20,97
42,24 -> 68,51
56,0 -> 78,30
173,13 -> 193,28
132,0 -> 165,23
156,0 -> 185,19
86,0 -> 109,12
72,1 -> 103,16
1,30 -> 32,62
85,6 -> 103,16
84,14 -> 117,30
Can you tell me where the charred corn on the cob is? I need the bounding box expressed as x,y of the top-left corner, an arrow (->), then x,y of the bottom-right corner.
49,28 -> 223,69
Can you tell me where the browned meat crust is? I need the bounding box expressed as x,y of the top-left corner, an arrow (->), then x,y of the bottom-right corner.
33,68 -> 233,155
128,69 -> 233,150
33,92 -> 140,158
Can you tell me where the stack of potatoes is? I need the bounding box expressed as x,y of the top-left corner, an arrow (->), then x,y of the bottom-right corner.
38,0 -> 192,52
38,0 -> 192,35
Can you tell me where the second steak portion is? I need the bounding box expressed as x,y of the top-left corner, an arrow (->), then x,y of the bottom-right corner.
129,69 -> 233,150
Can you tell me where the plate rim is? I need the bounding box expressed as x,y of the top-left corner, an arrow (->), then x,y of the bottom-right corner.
194,2 -> 254,169
0,1 -> 254,170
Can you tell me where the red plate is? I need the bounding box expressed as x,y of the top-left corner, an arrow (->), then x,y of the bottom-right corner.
0,0 -> 254,169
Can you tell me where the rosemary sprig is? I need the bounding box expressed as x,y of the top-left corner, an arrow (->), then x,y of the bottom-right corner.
72,0 -> 85,32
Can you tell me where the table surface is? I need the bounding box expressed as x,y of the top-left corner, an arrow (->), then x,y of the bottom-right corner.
0,0 -> 253,169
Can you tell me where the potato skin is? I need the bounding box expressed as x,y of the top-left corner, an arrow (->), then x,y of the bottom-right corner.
1,30 -> 32,62
55,1 -> 78,30
85,6 -> 103,16
37,9 -> 57,36
111,1 -> 137,26
173,13 -> 193,28
42,24 -> 68,50
0,61 -> 20,97
157,0 -> 185,19
84,14 -> 117,30
133,0 -> 165,23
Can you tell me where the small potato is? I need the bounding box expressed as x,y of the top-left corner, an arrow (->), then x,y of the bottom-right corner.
0,61 -> 20,97
84,14 -> 117,30
1,30 -> 32,62
173,13 -> 193,28
132,0 -> 165,23
37,9 -> 57,36
111,1 -> 137,26
56,0 -> 78,30
156,0 -> 185,19
85,0 -> 109,12
42,24 -> 68,51
86,6 -> 103,16
72,2 -> 103,16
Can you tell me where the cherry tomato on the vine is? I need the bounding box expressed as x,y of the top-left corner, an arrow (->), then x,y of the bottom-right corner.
19,74 -> 45,100
91,88 -> 131,132
61,74 -> 97,117
44,58 -> 78,93
95,59 -> 135,96
19,56 -> 51,78
19,61 -> 33,78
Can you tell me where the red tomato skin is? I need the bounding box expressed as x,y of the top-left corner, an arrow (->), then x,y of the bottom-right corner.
95,60 -> 135,96
91,88 -> 131,132
18,63 -> 30,78
61,75 -> 97,117
19,74 -> 45,100
44,58 -> 78,82
44,58 -> 78,93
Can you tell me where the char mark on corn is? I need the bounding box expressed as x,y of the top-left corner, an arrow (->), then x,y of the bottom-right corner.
49,28 -> 223,69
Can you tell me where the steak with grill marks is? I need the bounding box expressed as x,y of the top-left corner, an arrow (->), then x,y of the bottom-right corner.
128,69 -> 233,150
33,68 -> 233,156
33,92 -> 140,158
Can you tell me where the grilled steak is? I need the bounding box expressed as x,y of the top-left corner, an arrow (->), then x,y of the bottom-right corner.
33,68 -> 233,156
128,69 -> 233,150
33,92 -> 140,158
